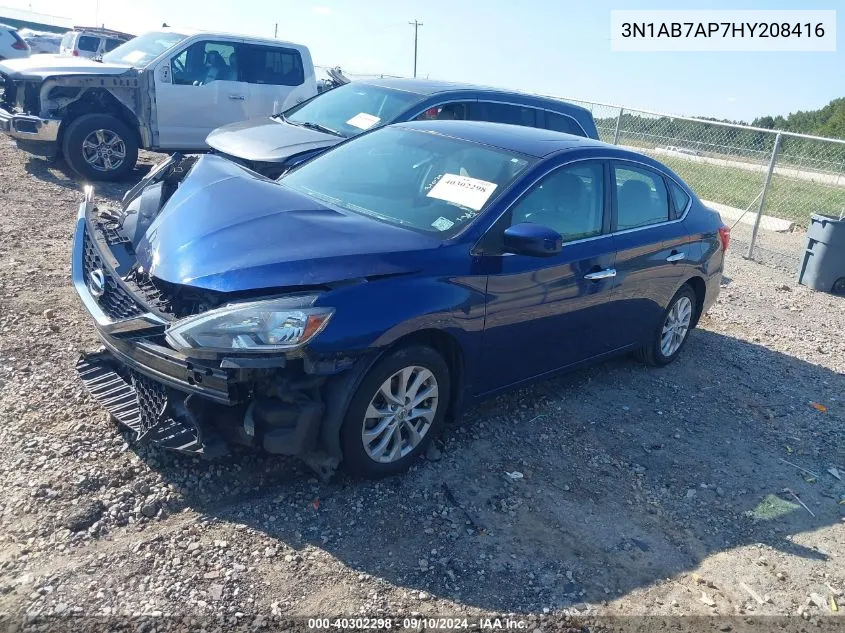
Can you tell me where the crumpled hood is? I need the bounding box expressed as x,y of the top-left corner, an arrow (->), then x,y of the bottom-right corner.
0,54 -> 134,79
205,117 -> 341,163
136,155 -> 439,293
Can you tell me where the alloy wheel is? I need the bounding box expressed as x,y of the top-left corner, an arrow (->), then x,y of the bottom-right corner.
361,365 -> 439,463
661,296 -> 693,357
81,129 -> 127,172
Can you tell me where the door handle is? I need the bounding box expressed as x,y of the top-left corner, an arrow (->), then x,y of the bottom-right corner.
584,268 -> 617,280
666,252 -> 686,263
228,94 -> 246,100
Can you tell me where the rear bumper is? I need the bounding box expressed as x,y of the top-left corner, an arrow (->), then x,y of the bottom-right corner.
0,107 -> 59,143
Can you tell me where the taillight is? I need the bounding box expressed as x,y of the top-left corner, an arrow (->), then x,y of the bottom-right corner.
10,31 -> 28,50
718,226 -> 730,252
72,49 -> 79,56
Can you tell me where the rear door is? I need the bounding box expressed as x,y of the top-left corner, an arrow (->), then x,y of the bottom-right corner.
477,160 -> 621,394
152,38 -> 248,149
609,161 -> 689,346
240,43 -> 314,117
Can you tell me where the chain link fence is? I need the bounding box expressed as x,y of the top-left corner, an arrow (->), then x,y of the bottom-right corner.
557,97 -> 845,273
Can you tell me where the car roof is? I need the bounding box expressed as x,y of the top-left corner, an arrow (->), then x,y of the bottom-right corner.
393,120 -> 610,157
361,77 -> 581,105
154,28 -> 308,50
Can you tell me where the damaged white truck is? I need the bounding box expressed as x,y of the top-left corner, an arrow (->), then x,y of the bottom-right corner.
0,29 -> 317,180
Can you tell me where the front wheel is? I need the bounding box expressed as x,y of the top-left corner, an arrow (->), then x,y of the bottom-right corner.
832,277 -> 845,296
62,113 -> 138,182
340,346 -> 450,478
636,285 -> 697,366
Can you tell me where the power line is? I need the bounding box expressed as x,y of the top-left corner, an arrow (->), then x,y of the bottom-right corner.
408,19 -> 423,78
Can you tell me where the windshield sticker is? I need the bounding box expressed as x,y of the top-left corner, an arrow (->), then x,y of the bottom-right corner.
426,173 -> 498,211
346,112 -> 381,130
431,217 -> 455,232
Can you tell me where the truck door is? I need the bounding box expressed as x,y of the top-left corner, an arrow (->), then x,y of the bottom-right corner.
152,38 -> 249,150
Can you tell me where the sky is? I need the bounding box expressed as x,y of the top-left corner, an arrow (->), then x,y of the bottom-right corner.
3,0 -> 842,122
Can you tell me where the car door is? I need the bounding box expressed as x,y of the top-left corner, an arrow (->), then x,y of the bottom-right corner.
239,43 -> 311,117
609,161 -> 689,347
476,160 -> 621,395
153,38 -> 248,150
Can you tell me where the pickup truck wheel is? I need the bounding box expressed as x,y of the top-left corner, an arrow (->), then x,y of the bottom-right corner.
340,346 -> 450,478
62,114 -> 138,182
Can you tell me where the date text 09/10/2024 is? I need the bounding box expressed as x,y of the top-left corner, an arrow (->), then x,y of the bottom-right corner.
307,617 -> 531,630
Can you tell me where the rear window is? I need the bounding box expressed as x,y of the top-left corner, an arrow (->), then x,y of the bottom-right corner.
241,45 -> 304,86
469,102 -> 538,127
77,35 -> 100,52
105,38 -> 124,52
545,111 -> 586,137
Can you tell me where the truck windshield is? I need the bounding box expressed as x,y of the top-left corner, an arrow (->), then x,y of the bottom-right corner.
279,127 -> 533,239
102,31 -> 187,67
281,83 -> 424,138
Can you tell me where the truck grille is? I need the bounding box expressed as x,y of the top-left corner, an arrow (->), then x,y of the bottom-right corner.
82,226 -> 145,320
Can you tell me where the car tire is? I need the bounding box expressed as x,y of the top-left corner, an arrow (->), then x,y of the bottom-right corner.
636,284 -> 698,367
832,277 -> 845,296
62,113 -> 138,182
340,345 -> 450,478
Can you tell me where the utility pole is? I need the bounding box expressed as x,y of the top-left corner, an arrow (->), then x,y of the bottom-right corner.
274,23 -> 278,38
408,20 -> 423,77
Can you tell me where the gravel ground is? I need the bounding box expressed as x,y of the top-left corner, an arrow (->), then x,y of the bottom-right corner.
0,139 -> 843,630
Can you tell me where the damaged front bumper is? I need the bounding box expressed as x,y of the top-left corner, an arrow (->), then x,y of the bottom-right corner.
72,187 -> 328,459
0,106 -> 59,144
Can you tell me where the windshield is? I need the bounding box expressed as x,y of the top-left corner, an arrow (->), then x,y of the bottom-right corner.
282,83 -> 424,138
280,127 -> 533,238
102,31 -> 187,66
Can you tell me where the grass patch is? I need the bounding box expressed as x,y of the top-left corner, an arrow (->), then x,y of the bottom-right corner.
745,494 -> 799,521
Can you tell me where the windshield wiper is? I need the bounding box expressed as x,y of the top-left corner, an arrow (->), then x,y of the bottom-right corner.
281,114 -> 343,137
299,121 -> 344,137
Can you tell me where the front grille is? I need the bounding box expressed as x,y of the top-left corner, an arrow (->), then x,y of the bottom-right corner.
82,226 -> 145,320
130,369 -> 168,438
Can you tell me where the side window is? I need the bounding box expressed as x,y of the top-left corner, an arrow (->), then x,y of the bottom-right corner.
614,165 -> 670,230
545,112 -> 586,137
77,35 -> 99,52
241,45 -> 304,86
669,180 -> 691,216
105,38 -> 124,52
414,102 -> 471,121
171,40 -> 238,85
469,102 -> 538,127
510,162 -> 605,242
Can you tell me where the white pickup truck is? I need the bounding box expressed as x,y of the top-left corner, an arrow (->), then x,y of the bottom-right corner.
0,29 -> 317,180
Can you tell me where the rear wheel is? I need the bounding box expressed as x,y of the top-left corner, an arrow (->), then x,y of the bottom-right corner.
637,285 -> 697,366
62,113 -> 138,182
340,346 -> 450,478
833,277 -> 845,296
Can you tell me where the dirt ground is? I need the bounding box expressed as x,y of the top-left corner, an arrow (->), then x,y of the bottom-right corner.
0,139 -> 842,631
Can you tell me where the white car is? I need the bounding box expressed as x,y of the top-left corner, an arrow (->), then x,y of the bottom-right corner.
0,23 -> 30,60
0,29 -> 317,180
59,27 -> 133,59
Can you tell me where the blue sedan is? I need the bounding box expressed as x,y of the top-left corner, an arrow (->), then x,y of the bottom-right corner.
73,120 -> 728,477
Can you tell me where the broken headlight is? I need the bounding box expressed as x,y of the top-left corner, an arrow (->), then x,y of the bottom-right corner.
165,295 -> 333,353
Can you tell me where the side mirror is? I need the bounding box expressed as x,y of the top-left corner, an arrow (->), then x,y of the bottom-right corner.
502,222 -> 562,257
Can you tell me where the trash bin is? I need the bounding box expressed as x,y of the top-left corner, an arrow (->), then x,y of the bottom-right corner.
798,213 -> 845,295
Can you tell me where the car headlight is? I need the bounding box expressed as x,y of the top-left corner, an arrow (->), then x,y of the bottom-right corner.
165,295 -> 334,353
